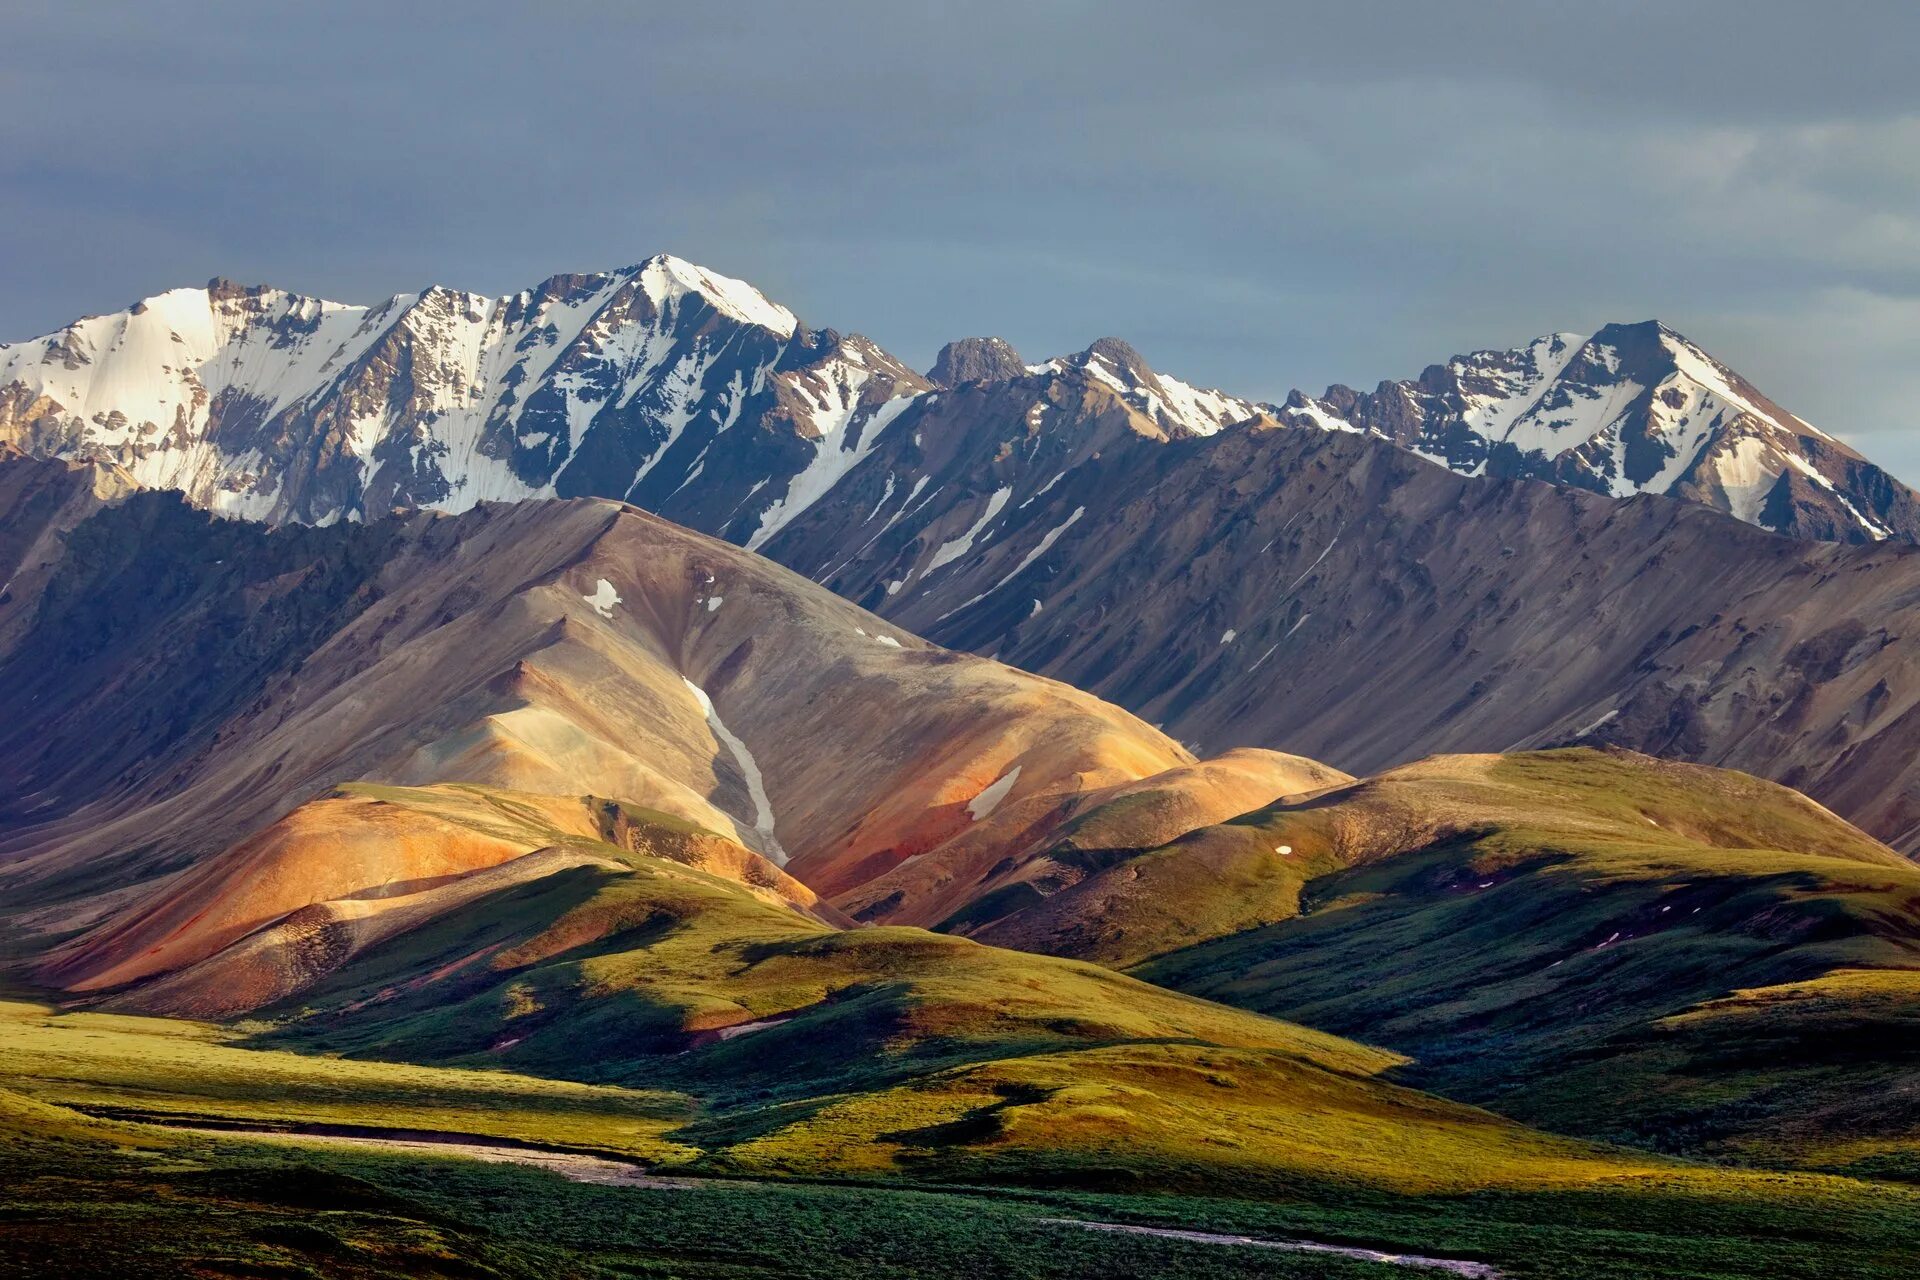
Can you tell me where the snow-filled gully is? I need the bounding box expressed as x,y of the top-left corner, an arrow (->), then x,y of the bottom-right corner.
681,676 -> 787,865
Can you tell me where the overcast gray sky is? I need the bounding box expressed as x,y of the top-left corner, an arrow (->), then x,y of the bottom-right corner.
5,1 -> 1918,477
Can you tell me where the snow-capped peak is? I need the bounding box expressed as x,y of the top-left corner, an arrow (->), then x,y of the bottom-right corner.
1278,319 -> 1903,542
634,254 -> 798,338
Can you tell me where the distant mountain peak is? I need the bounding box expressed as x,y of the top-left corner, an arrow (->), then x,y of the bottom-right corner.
1077,336 -> 1154,379
1282,318 -> 1906,542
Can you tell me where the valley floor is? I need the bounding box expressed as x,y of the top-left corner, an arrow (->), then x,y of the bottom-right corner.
6,997 -> 1920,1280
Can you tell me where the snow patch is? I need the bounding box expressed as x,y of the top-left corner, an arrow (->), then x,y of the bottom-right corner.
641,255 -> 797,337
926,486 -> 1014,573
748,390 -> 919,551
938,505 -> 1084,619
967,766 -> 1022,821
1571,708 -> 1619,738
582,579 -> 622,617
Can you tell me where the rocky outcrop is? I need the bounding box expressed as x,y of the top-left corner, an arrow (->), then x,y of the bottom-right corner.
927,336 -> 1027,387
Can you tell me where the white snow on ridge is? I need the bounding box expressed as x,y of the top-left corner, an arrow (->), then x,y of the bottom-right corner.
1285,535 -> 1340,592
1018,468 -> 1070,508
1459,333 -> 1588,444
1152,370 -> 1260,435
0,255 -> 808,524
0,285 -> 369,456
1782,451 -> 1892,539
1287,400 -> 1362,434
9,264 -> 1898,551
1032,346 -> 1262,437
1703,435 -> 1781,524
680,675 -> 788,865
1502,373 -> 1644,461
1660,332 -> 1772,428
619,346 -> 721,493
939,505 -> 1086,620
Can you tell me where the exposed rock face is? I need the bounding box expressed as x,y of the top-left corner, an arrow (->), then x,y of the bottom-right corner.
927,337 -> 1027,387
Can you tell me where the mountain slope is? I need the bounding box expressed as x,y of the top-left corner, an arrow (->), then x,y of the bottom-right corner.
790,424 -> 1920,853
0,452 -> 1318,1006
11,268 -> 1920,841
0,443 -> 136,648
57,783 -> 847,1017
0,458 -> 1697,1211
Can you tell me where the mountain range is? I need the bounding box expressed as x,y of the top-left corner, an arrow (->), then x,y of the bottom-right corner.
6,257 -> 1917,852
10,259 -> 1920,1279
3,255 -> 1911,545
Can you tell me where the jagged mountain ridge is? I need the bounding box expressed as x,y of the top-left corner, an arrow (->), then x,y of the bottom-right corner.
3,256 -> 1911,547
0,257 -> 928,539
1279,321 -> 1919,544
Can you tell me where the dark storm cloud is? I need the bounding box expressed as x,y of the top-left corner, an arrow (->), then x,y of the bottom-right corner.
4,1 -> 1918,474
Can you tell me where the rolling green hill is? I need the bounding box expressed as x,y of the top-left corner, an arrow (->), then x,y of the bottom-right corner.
222,820 -> 1650,1196
1121,750 -> 1920,1163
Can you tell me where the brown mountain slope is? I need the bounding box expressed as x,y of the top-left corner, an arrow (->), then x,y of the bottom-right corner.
0,454 -> 1316,1003
837,747 -> 1349,930
776,424 -> 1920,852
56,783 -> 846,1013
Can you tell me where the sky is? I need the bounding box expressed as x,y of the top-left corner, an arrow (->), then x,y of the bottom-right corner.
5,1 -> 1919,477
